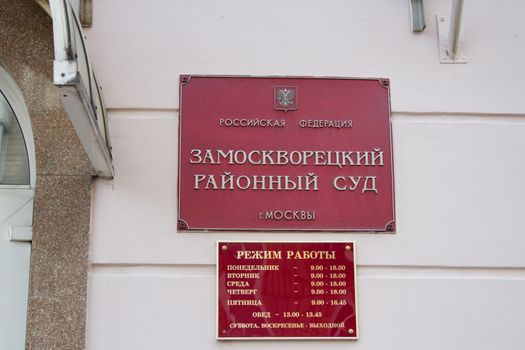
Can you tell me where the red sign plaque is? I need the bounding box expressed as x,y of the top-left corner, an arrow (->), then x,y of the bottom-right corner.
217,241 -> 358,339
179,76 -> 394,231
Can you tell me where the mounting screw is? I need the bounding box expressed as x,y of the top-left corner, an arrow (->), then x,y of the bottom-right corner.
221,245 -> 227,251
348,328 -> 354,334
177,220 -> 188,230
345,245 -> 351,251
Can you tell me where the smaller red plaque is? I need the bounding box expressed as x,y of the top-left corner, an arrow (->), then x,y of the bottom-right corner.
217,241 -> 358,340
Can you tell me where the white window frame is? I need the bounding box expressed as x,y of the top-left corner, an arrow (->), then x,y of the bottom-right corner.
0,64 -> 36,190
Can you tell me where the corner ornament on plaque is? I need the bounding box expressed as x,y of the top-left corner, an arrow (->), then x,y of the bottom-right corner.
274,86 -> 298,111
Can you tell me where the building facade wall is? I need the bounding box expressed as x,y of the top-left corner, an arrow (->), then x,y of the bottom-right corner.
84,0 -> 525,349
0,1 -> 92,349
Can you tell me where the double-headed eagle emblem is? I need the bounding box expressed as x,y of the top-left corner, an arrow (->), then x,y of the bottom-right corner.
277,88 -> 295,107
274,87 -> 297,111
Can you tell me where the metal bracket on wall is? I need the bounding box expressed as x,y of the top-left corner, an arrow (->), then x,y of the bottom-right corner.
9,226 -> 32,242
409,0 -> 426,32
79,0 -> 93,28
437,15 -> 467,63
